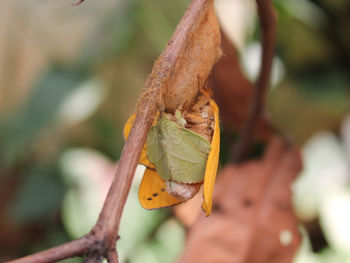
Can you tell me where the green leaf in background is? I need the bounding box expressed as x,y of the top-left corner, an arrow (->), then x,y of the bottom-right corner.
118,182 -> 172,262
9,166 -> 65,225
78,0 -> 138,67
274,0 -> 327,28
60,148 -> 114,238
59,147 -> 184,263
57,78 -> 106,126
128,219 -> 185,263
297,70 -> 349,112
131,0 -> 174,53
92,116 -> 124,160
0,67 -> 88,167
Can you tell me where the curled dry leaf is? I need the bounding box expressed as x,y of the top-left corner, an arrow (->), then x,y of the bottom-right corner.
179,137 -> 302,263
160,1 -> 221,113
138,0 -> 221,114
209,31 -> 271,141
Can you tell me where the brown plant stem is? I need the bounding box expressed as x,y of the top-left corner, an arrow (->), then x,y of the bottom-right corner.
6,237 -> 92,263
106,249 -> 119,263
5,0 -> 216,263
231,0 -> 277,163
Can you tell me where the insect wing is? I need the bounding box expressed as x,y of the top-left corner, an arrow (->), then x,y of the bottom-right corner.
147,115 -> 211,184
139,168 -> 182,209
124,113 -> 182,209
202,100 -> 220,216
123,113 -> 155,169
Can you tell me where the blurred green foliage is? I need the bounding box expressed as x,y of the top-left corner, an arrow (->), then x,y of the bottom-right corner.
0,0 -> 349,262
0,67 -> 88,167
11,165 -> 65,225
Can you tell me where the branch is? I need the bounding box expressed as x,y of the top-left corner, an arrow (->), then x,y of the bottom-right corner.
106,249 -> 119,263
5,0 -> 219,262
6,236 -> 92,263
231,0 -> 277,162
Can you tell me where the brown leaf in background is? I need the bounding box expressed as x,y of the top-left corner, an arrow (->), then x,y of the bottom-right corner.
179,137 -> 302,263
209,31 -> 271,141
173,189 -> 203,228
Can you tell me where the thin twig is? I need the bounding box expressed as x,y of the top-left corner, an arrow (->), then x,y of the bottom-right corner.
107,249 -> 119,263
231,0 -> 277,163
6,236 -> 92,263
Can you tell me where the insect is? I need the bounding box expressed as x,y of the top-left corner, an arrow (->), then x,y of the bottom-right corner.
124,96 -> 220,216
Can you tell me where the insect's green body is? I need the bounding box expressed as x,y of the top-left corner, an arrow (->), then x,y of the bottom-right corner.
146,111 -> 211,184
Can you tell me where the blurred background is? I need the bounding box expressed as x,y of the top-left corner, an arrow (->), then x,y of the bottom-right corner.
0,0 -> 349,262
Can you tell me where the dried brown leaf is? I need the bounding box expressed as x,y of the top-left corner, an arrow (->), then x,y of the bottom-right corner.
179,137 -> 302,263
173,189 -> 203,228
140,0 -> 221,114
